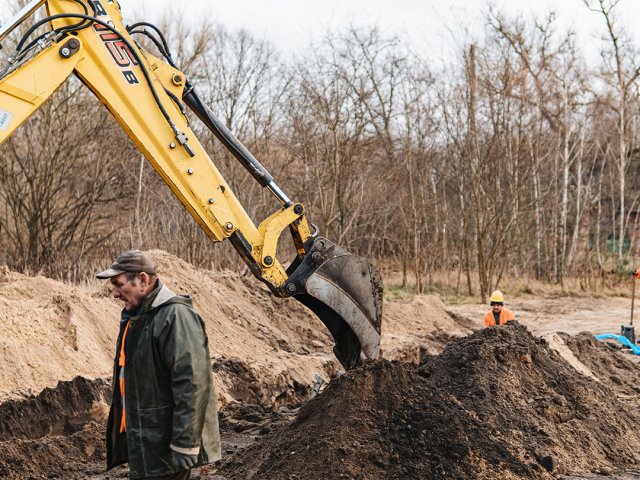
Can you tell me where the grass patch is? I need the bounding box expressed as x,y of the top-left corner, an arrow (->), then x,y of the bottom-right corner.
381,269 -> 638,303
384,284 -> 418,302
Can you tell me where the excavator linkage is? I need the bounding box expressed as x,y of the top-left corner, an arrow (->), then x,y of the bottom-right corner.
0,0 -> 383,370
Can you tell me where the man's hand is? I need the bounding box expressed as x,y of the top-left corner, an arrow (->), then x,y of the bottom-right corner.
171,450 -> 198,471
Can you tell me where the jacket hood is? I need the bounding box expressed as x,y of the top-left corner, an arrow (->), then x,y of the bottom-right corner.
151,285 -> 178,308
141,284 -> 193,314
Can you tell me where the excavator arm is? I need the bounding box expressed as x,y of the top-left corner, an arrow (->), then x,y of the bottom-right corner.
0,0 -> 382,369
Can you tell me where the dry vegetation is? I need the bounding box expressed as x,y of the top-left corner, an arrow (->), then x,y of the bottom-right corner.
1,0 -> 640,301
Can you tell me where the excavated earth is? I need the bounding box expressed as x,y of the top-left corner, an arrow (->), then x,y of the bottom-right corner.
2,253 -> 640,478
213,324 -> 640,480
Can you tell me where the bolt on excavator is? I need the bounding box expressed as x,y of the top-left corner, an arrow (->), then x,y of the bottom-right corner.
0,0 -> 382,369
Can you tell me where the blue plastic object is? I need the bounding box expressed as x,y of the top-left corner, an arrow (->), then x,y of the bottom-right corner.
595,333 -> 640,355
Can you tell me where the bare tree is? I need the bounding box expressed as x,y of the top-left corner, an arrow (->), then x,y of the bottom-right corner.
585,0 -> 640,267
0,80 -> 132,278
490,10 -> 588,286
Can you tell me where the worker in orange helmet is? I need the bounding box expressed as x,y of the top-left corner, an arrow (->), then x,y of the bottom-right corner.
483,290 -> 516,327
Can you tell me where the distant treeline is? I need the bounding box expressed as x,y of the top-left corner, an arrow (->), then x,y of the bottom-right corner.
1,1 -> 639,299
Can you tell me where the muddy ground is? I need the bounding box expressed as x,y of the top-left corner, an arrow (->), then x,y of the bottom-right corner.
2,253 -> 640,479
3,324 -> 640,479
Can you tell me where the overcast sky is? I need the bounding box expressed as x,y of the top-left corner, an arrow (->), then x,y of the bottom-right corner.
117,0 -> 640,60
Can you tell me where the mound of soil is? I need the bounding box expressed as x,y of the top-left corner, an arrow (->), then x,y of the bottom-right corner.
8,252 -> 638,479
563,333 -> 640,396
0,376 -> 110,480
0,421 -> 107,479
214,323 -> 640,479
3,323 -> 640,479
0,376 -> 109,442
422,323 -> 640,476
0,252 -> 473,479
0,251 -> 463,407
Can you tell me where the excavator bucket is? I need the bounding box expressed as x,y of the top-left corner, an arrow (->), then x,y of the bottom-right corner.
285,237 -> 383,369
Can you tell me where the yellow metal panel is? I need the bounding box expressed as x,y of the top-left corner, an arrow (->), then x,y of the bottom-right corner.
43,0 -> 289,286
0,44 -> 79,142
2,84 -> 40,103
258,206 -> 303,267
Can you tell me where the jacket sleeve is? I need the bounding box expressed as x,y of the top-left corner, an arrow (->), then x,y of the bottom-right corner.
483,311 -> 492,327
157,305 -> 211,454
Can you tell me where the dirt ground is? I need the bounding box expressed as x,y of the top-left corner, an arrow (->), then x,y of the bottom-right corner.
448,296 -> 636,337
2,252 -> 640,479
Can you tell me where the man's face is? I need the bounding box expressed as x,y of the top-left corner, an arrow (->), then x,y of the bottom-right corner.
110,272 -> 146,312
491,303 -> 503,313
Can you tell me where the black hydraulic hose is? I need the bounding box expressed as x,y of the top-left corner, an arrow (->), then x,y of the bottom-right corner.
15,13 -> 179,135
183,86 -> 273,188
128,28 -> 168,61
163,87 -> 188,120
17,12 -> 82,51
127,21 -> 173,64
127,28 -> 189,123
128,21 -> 278,192
59,0 -> 91,34
19,18 -> 92,54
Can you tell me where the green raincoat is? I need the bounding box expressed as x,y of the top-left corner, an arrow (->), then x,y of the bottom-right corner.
106,283 -> 221,478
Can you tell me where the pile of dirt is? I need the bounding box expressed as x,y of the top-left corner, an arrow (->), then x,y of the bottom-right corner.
0,268 -> 117,402
0,250 -> 474,478
5,248 -> 640,480
0,379 -> 303,479
421,323 -> 640,476
214,322 -> 640,479
0,376 -> 109,441
2,323 -> 640,479
0,421 -> 107,479
382,295 -> 472,362
0,250 -> 462,407
0,376 -> 110,480
0,372 -> 302,480
562,333 -> 640,405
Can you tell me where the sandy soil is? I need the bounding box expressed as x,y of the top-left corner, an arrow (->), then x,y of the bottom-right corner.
0,251 -> 468,404
448,296 -> 636,336
2,252 -> 640,479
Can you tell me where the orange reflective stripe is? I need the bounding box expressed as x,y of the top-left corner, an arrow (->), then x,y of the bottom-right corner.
118,321 -> 130,433
118,321 -> 130,367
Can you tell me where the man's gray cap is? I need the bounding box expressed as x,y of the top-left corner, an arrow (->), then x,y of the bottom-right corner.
96,249 -> 157,279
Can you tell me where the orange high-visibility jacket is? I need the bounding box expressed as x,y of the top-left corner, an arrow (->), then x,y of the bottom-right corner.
484,307 -> 516,327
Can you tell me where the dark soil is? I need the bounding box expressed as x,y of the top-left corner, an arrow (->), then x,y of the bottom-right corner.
0,376 -> 110,441
213,323 -> 640,479
562,332 -> 640,399
3,323 -> 640,479
0,376 -> 110,479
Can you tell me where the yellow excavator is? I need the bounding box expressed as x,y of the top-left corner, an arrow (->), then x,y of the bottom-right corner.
0,0 -> 382,369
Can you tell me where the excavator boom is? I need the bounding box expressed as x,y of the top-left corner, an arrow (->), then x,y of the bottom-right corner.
0,0 -> 382,369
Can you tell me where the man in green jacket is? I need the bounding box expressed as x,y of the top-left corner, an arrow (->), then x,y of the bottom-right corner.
97,249 -> 221,479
